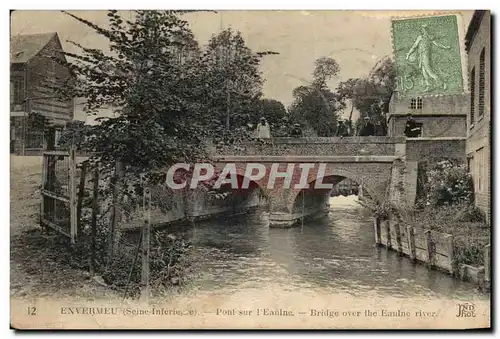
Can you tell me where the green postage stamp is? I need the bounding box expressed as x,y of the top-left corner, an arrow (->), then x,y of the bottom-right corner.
391,14 -> 464,97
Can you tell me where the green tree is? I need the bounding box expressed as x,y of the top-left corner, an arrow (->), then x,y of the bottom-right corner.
51,11 -> 275,177
288,57 -> 342,137
312,57 -> 341,88
199,28 -> 277,139
336,58 -> 396,136
52,10 -> 213,174
335,78 -> 360,123
254,98 -> 287,125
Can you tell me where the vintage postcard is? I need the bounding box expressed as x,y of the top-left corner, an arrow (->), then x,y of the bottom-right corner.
10,10 -> 491,330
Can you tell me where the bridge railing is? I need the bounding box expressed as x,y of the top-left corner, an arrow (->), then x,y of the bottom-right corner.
209,136 -> 406,157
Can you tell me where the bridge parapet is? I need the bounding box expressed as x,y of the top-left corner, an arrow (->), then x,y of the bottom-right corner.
210,136 -> 406,157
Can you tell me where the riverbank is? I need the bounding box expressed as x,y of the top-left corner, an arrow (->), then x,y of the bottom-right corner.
401,204 -> 490,268
372,203 -> 490,290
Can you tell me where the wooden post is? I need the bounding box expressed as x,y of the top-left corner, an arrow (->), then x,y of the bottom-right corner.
69,145 -> 77,244
141,187 -> 151,303
425,230 -> 434,268
445,234 -> 454,274
484,244 -> 490,285
40,153 -> 48,226
76,160 -> 88,236
45,126 -> 56,151
373,217 -> 381,245
108,160 -> 124,263
385,220 -> 391,249
407,226 -> 416,260
90,167 -> 99,276
395,221 -> 402,254
46,154 -> 56,227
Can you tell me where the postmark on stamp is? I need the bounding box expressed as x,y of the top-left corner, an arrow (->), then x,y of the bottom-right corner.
391,14 -> 464,97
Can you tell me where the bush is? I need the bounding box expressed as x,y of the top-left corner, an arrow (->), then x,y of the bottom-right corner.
73,219 -> 192,298
70,180 -> 193,298
358,197 -> 395,220
424,160 -> 474,206
97,230 -> 192,298
399,203 -> 488,234
453,236 -> 489,267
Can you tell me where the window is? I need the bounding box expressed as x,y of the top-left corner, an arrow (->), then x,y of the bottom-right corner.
25,130 -> 44,149
478,48 -> 485,117
467,156 -> 473,174
470,67 -> 475,125
409,97 -> 423,110
55,128 -> 63,147
476,147 -> 485,192
11,76 -> 24,104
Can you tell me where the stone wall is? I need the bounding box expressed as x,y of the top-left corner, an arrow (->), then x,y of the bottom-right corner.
213,137 -> 404,157
387,94 -> 468,139
388,93 -> 469,117
120,185 -> 263,231
405,138 -> 466,166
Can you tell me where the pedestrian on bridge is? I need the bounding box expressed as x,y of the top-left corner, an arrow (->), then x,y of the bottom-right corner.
336,120 -> 350,138
256,117 -> 271,139
359,116 -> 375,136
404,113 -> 422,138
291,123 -> 302,137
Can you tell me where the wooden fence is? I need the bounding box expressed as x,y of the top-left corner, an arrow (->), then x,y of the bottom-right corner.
40,148 -> 78,243
374,217 -> 490,289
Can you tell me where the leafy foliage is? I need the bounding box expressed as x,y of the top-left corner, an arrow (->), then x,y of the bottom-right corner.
358,197 -> 396,220
335,58 -> 396,136
424,160 -> 474,206
312,57 -> 341,88
27,111 -> 53,131
254,98 -> 287,126
44,10 -> 280,296
52,11 -> 275,176
289,57 -> 342,137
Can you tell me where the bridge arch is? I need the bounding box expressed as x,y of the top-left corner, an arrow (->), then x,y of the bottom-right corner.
286,165 -> 390,215
206,166 -> 271,212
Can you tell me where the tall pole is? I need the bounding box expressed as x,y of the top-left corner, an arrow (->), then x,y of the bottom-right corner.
219,12 -> 231,131
90,166 -> 99,276
22,98 -> 30,156
226,79 -> 230,130
140,187 -> 151,303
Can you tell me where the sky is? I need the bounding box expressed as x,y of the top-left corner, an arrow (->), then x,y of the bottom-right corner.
10,10 -> 473,122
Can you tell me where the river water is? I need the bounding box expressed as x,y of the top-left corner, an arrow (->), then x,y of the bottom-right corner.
186,196 -> 488,301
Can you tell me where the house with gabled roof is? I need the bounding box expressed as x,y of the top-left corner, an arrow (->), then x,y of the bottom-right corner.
10,32 -> 75,155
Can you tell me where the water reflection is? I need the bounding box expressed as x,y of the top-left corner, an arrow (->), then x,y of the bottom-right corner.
188,196 -> 488,301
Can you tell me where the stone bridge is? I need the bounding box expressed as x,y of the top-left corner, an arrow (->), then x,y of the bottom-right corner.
208,137 -> 407,227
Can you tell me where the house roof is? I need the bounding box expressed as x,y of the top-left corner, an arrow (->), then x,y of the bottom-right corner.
465,10 -> 487,52
10,32 -> 58,64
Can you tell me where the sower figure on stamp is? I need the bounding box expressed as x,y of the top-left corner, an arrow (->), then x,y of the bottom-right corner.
405,24 -> 451,92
